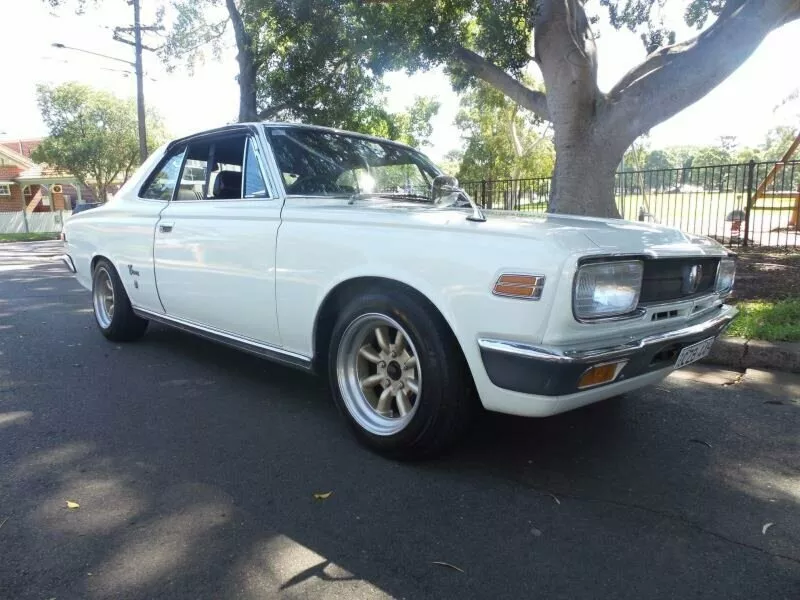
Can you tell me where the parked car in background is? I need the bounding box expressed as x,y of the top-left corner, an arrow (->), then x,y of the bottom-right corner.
61,123 -> 738,459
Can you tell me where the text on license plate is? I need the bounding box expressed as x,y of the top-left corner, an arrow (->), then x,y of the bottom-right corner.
674,337 -> 716,369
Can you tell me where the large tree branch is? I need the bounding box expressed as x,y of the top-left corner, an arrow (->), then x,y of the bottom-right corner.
533,0 -> 601,141
604,0 -> 800,141
453,46 -> 550,121
257,101 -> 292,120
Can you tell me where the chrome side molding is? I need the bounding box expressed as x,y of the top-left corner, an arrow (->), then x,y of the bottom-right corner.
133,308 -> 314,371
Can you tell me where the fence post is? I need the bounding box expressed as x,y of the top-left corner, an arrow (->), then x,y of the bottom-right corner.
743,159 -> 755,248
481,179 -> 487,209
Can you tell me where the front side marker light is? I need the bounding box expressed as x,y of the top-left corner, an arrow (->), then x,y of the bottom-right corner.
577,360 -> 628,389
493,274 -> 546,300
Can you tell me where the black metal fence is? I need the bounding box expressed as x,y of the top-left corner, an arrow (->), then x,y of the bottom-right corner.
462,159 -> 800,249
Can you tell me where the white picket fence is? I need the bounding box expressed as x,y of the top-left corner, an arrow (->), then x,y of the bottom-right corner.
0,210 -> 73,234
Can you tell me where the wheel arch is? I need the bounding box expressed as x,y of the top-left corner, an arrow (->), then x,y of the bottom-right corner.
90,254 -> 108,273
311,276 -> 466,374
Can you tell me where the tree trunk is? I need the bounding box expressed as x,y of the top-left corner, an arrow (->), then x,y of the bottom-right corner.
226,0 -> 258,122
452,0 -> 800,218
549,135 -> 620,218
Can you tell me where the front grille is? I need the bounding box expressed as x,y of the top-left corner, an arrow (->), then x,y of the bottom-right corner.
639,257 -> 719,304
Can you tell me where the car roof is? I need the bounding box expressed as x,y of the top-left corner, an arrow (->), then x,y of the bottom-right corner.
166,122 -> 420,155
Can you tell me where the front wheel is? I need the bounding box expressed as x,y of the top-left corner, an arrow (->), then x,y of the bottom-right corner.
92,259 -> 148,342
328,289 -> 476,460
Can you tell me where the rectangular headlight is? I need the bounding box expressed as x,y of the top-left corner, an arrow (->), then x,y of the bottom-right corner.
574,260 -> 643,320
715,258 -> 736,294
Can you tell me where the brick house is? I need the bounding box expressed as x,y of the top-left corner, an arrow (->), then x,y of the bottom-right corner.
0,139 -> 97,213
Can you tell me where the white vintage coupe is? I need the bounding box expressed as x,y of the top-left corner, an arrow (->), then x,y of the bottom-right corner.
63,123 -> 737,458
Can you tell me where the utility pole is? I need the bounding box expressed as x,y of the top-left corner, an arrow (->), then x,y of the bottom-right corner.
112,1 -> 162,163
132,0 -> 147,163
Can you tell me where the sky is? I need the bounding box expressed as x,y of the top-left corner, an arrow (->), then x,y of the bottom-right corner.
0,0 -> 798,162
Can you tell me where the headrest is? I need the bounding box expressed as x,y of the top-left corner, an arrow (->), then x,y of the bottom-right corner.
212,170 -> 242,199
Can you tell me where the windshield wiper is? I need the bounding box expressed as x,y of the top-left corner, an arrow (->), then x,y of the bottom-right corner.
348,192 -> 431,205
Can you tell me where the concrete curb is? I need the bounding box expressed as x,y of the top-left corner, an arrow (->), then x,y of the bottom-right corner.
703,336 -> 800,374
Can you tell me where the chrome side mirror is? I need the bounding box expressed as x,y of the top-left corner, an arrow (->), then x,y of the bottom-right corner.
431,174 -> 485,222
431,174 -> 460,204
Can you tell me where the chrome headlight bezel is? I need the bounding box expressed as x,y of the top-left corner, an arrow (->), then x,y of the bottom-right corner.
573,259 -> 644,321
715,258 -> 736,295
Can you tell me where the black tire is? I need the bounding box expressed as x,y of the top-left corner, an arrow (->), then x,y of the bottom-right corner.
91,258 -> 148,342
327,287 -> 477,460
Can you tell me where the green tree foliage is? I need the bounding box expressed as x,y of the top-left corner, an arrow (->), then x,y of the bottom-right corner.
761,126 -> 798,162
453,81 -> 554,183
162,0 -> 438,144
356,96 -> 441,148
31,82 -> 165,202
353,0 -> 800,216
644,149 -> 674,170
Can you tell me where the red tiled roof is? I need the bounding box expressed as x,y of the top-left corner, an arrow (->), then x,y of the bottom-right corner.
0,139 -> 42,159
0,165 -> 21,180
17,164 -> 74,179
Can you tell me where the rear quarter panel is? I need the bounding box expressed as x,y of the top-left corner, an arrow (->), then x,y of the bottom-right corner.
64,146 -> 169,312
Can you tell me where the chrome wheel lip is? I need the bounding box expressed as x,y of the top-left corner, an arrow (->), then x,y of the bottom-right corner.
93,266 -> 115,330
336,313 -> 422,437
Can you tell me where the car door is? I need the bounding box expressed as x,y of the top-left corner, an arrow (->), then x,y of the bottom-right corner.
153,128 -> 283,346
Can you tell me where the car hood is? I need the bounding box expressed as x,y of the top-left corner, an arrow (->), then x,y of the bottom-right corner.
382,204 -> 729,258
483,210 -> 729,258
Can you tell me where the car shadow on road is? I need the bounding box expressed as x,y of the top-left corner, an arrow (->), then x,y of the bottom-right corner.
2,264 -> 799,599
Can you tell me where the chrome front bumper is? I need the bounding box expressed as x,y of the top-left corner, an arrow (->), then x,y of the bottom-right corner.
478,304 -> 738,396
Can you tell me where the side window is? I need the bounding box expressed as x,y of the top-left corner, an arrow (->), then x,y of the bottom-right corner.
141,146 -> 186,200
243,138 -> 269,198
175,141 -> 210,201
207,135 -> 245,200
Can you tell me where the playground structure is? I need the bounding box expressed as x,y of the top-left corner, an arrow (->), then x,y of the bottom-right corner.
744,129 -> 800,237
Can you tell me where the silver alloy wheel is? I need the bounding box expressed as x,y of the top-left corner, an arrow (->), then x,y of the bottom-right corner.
336,313 -> 422,436
93,266 -> 115,329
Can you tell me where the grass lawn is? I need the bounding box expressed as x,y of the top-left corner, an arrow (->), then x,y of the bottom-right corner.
726,299 -> 800,342
0,232 -> 60,243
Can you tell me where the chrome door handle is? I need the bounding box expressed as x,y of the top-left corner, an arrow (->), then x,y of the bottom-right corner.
159,223 -> 174,233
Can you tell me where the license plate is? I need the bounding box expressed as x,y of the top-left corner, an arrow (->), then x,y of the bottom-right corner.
674,336 -> 716,369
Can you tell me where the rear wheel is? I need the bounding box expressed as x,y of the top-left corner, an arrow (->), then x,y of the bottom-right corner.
328,288 -> 476,460
92,259 -> 148,342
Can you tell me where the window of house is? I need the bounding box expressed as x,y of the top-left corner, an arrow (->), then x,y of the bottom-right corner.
0,184 -> 11,196
141,146 -> 186,200
23,186 -> 32,199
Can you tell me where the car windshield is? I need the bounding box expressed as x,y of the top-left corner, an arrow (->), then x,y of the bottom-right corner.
264,126 -> 440,200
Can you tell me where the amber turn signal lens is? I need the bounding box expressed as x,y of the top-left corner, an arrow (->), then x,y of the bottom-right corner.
577,360 -> 627,390
493,274 -> 545,300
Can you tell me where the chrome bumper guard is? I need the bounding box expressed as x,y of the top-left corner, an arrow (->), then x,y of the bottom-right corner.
61,254 -> 77,274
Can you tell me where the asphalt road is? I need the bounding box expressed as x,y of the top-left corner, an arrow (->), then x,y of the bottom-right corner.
1,241 -> 798,600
